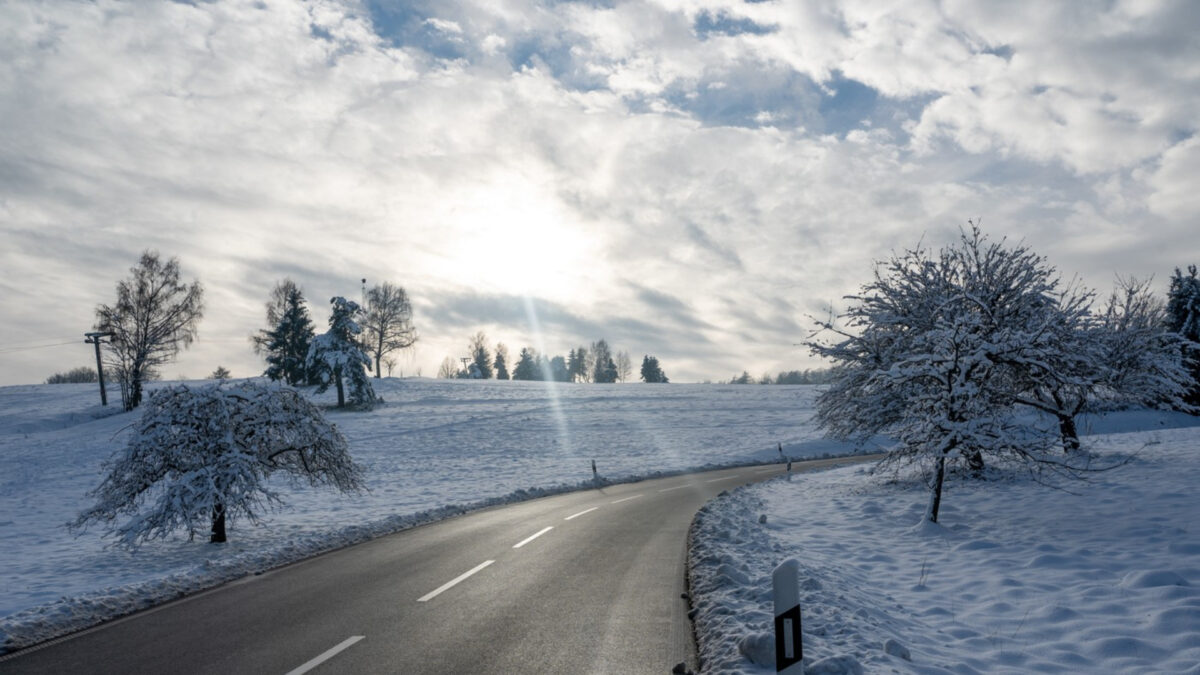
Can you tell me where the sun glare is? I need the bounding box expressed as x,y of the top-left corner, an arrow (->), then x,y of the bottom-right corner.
442,181 -> 598,300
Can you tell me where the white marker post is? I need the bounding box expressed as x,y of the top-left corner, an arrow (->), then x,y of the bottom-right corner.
773,559 -> 804,673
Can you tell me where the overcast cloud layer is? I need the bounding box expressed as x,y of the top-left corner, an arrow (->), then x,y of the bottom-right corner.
1,0 -> 1197,385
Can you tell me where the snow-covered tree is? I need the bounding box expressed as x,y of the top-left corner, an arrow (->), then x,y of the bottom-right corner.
640,355 -> 668,383
70,381 -> 364,545
262,283 -> 316,386
361,282 -> 418,379
810,226 -> 1079,522
95,251 -> 204,410
307,297 -> 376,409
1095,276 -> 1195,413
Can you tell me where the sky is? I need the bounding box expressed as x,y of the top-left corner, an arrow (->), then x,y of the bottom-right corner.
1,0 -> 1197,386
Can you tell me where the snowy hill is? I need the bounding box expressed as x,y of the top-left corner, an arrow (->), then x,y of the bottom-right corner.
690,411 -> 1200,673
0,377 -> 855,652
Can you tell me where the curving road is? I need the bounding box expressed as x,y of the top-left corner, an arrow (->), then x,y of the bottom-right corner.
0,457 -> 864,674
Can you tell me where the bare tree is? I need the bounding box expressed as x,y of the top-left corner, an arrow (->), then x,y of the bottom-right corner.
361,282 -> 417,378
437,356 -> 459,379
615,350 -> 633,382
95,251 -> 204,410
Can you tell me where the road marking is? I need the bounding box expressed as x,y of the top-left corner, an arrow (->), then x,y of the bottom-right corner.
513,526 -> 554,548
285,635 -> 365,675
706,475 -> 741,483
610,494 -> 643,504
418,560 -> 495,602
755,467 -> 778,473
564,507 -> 598,520
658,484 -> 689,492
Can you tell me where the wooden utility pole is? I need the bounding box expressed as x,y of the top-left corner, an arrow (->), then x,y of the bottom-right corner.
84,331 -> 114,406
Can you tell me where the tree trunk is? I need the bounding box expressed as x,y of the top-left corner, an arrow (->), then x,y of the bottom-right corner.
374,355 -> 381,379
210,502 -> 226,543
965,449 -> 985,478
335,370 -> 345,407
926,455 -> 946,524
1058,414 -> 1081,454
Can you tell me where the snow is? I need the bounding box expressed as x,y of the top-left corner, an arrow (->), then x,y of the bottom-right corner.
689,409 -> 1200,673
0,378 -> 858,653
6,378 -> 1199,670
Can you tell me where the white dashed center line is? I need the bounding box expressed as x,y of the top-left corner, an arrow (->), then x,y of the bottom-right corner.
658,484 -> 689,492
705,475 -> 741,483
418,560 -> 494,602
610,494 -> 643,504
513,526 -> 554,549
285,635 -> 365,675
564,507 -> 598,521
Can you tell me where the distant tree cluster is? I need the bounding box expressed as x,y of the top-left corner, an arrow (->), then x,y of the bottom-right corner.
725,368 -> 834,385
438,334 -> 655,384
46,366 -> 101,385
808,224 -> 1195,523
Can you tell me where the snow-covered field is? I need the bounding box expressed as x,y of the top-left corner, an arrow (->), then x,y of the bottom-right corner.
690,410 -> 1200,673
0,377 -> 856,653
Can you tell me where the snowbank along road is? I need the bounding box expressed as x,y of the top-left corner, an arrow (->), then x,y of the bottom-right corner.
0,457 -> 867,674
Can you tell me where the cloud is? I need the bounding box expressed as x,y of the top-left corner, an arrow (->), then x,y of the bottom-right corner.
0,0 -> 1196,386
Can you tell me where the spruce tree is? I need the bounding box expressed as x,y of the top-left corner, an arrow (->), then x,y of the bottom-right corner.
1167,265 -> 1200,408
512,348 -> 538,380
264,285 -> 316,386
640,355 -> 668,383
494,343 -> 510,380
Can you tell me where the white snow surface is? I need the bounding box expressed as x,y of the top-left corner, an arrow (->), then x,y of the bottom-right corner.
689,411 -> 1200,673
0,378 -> 857,653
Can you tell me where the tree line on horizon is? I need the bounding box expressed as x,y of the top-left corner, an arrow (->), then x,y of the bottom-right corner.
437,333 -> 668,384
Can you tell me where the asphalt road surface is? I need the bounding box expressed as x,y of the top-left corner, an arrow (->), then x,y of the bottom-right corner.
0,457 -> 867,675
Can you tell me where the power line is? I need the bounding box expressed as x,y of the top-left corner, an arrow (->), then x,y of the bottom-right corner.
0,340 -> 82,354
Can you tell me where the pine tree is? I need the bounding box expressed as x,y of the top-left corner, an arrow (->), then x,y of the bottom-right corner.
494,343 -> 510,380
640,355 -> 668,383
263,284 -> 316,386
549,355 -> 570,382
512,348 -> 538,380
307,297 -> 376,409
1167,265 -> 1200,409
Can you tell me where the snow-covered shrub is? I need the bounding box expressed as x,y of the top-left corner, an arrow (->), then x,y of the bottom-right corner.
70,381 -> 364,546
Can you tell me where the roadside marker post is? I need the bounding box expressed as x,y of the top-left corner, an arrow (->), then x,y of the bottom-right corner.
773,559 -> 804,673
